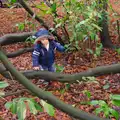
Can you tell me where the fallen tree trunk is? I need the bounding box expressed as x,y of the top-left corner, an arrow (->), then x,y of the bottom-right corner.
0,32 -> 33,46
0,49 -> 108,120
1,62 -> 120,82
6,47 -> 33,58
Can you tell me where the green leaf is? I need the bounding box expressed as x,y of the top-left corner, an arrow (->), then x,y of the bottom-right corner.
27,100 -> 37,115
103,84 -> 110,90
34,102 -> 43,112
83,90 -> 91,99
0,81 -> 9,88
60,89 -> 65,94
8,0 -> 17,3
87,49 -> 93,54
99,100 -> 107,107
95,107 -> 103,115
112,100 -> 120,106
109,108 -> 119,120
91,23 -> 102,31
65,83 -> 70,90
11,100 -> 17,114
41,100 -> 55,116
16,23 -> 25,31
5,102 -> 13,109
111,94 -> 120,100
51,3 -> 57,13
90,33 -> 95,40
90,100 -> 99,105
17,100 -> 27,120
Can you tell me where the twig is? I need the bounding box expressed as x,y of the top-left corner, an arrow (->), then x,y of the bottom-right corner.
2,89 -> 28,97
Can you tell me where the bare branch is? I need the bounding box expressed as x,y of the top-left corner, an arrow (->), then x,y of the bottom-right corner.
0,32 -> 33,46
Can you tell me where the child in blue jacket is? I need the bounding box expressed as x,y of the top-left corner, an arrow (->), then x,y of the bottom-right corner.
32,28 -> 65,72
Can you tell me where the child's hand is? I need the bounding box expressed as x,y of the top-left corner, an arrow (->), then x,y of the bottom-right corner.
33,66 -> 40,70
49,35 -> 55,40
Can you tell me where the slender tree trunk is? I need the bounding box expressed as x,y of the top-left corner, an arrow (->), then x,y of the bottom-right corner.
99,0 -> 114,48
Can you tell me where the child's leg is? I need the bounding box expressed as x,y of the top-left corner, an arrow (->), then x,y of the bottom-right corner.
48,64 -> 56,72
39,65 -> 50,83
39,65 -> 48,71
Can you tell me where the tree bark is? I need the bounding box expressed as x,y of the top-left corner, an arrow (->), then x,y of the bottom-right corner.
0,32 -> 33,46
99,0 -> 114,48
0,50 -> 108,120
6,47 -> 33,58
1,63 -> 120,83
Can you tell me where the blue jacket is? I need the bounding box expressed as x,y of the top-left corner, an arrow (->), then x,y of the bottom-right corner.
32,40 -> 65,67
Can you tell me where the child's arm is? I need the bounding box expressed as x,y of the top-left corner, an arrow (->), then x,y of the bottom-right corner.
32,44 -> 40,69
52,41 -> 65,52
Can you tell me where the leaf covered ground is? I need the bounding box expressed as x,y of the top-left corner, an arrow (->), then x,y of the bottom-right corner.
0,1 -> 120,120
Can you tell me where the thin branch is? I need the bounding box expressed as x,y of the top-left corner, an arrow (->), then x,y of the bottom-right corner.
6,47 -> 33,58
2,89 -> 28,97
0,32 -> 33,46
17,0 -> 64,44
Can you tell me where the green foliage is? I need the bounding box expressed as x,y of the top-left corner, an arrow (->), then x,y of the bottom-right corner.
103,83 -> 110,90
16,23 -> 25,31
5,97 -> 43,120
90,100 -> 119,119
5,97 -> 55,119
81,90 -> 120,119
25,36 -> 35,44
0,81 -> 9,97
0,81 -> 9,88
110,94 -> 120,106
8,0 -> 17,4
55,64 -> 64,73
29,0 -> 104,52
41,100 -> 55,116
82,76 -> 98,83
115,48 -> 120,54
83,90 -> 91,99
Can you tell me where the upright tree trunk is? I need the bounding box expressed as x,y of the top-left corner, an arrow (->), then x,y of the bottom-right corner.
99,0 -> 114,48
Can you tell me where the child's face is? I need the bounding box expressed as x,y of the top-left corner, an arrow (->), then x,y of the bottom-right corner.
40,37 -> 49,46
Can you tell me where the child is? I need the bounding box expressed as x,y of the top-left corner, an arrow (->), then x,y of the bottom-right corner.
32,28 -> 65,73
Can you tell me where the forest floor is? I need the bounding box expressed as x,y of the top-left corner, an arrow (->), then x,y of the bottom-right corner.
0,0 -> 120,120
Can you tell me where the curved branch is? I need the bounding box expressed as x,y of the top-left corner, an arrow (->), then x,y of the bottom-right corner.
2,89 -> 27,97
0,50 -> 108,120
0,32 -> 33,46
6,47 -> 33,58
17,0 -> 48,29
1,62 -> 120,83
